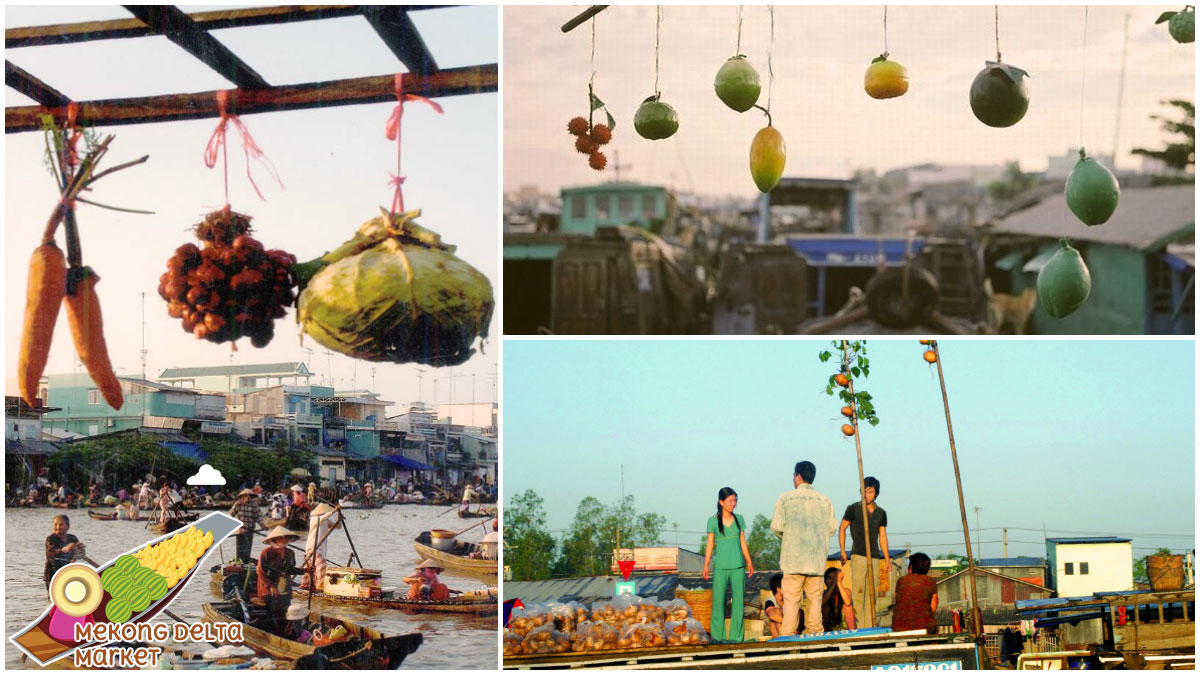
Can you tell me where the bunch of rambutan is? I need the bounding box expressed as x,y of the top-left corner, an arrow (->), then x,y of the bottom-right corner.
567,116 -> 612,171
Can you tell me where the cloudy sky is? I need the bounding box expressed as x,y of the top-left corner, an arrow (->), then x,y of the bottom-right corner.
504,5 -> 1194,198
5,6 -> 499,412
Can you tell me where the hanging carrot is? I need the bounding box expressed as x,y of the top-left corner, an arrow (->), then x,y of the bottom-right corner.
18,243 -> 67,407
64,267 -> 123,410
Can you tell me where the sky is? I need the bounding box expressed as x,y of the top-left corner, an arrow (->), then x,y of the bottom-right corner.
3,6 -> 499,412
504,5 -> 1195,198
502,339 -> 1197,561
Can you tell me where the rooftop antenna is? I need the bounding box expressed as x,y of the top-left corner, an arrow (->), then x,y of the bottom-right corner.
371,366 -> 376,393
303,347 -> 313,367
1110,12 -> 1130,170
139,292 -> 147,380
974,506 -> 984,559
324,350 -> 334,386
611,149 -> 631,183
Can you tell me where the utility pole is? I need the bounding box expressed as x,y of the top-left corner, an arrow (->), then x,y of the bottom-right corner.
975,507 -> 983,560
139,292 -> 147,380
1003,528 -> 1008,559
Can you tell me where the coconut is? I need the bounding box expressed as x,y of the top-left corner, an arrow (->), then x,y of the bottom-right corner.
296,210 -> 494,367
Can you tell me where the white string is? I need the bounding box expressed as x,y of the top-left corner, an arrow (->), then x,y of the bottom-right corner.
884,6 -> 888,57
736,5 -> 743,54
994,5 -> 1001,61
1079,6 -> 1088,150
654,6 -> 662,96
767,5 -> 775,112
589,17 -> 596,89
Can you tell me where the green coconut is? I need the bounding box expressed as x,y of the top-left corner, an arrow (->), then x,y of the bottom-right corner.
1065,150 -> 1120,225
969,61 -> 1030,128
1037,239 -> 1092,318
1159,7 -> 1196,43
296,210 -> 494,367
714,56 -> 761,112
633,96 -> 680,140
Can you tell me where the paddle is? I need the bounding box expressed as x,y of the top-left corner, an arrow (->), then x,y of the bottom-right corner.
435,504 -> 461,518
452,518 -> 490,537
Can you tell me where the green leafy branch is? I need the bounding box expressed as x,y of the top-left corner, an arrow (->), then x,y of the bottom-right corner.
819,339 -> 880,427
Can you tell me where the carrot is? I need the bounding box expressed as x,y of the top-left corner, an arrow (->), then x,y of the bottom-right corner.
18,243 -> 67,407
63,267 -> 123,410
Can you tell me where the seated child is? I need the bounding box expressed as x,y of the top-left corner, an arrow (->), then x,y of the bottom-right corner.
403,560 -> 450,601
891,553 -> 939,635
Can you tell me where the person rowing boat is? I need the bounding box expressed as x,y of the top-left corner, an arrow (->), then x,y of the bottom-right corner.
257,526 -> 305,636
300,503 -> 342,592
44,514 -> 86,592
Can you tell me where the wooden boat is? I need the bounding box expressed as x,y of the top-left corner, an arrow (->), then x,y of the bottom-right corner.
146,513 -> 199,534
9,512 -> 243,667
209,563 -> 498,615
414,531 -> 497,579
458,506 -> 497,518
201,601 -> 422,669
86,510 -> 149,522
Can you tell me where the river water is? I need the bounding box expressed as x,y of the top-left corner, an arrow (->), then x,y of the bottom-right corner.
4,504 -> 497,669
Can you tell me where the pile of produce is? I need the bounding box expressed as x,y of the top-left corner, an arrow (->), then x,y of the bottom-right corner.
518,624 -> 570,655
570,621 -> 619,652
567,116 -> 612,170
505,597 -> 706,657
664,619 -> 709,646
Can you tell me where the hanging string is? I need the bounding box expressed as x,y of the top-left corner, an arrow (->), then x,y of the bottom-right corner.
994,5 -> 1001,61
883,6 -> 889,57
203,90 -> 283,205
1079,6 -> 1089,150
767,5 -> 775,113
736,5 -> 743,54
384,73 -> 444,215
590,16 -> 597,90
654,6 -> 663,97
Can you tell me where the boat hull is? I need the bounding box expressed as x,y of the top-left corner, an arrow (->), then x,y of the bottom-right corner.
414,532 -> 497,579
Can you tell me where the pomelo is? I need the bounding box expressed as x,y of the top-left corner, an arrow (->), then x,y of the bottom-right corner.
714,56 -> 761,112
1037,240 -> 1091,318
1065,151 -> 1119,225
634,97 -> 679,140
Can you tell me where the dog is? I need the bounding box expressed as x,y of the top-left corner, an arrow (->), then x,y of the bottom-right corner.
984,278 -> 1038,334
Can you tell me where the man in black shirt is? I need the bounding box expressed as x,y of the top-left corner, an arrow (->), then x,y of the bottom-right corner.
838,476 -> 889,628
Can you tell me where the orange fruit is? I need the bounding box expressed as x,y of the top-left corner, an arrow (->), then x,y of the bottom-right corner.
864,56 -> 909,99
841,424 -> 855,437
833,373 -> 850,387
919,340 -> 931,345
840,405 -> 854,417
923,350 -> 937,363
749,125 -> 786,193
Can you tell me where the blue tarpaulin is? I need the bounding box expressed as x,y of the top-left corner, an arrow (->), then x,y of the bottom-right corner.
786,237 -> 926,267
380,454 -> 435,471
159,441 -> 206,461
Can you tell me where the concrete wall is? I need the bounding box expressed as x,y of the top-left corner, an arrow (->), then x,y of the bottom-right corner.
1050,542 -> 1134,597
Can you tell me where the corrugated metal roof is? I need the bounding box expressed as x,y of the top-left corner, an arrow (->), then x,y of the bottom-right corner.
504,573 -> 780,607
1046,537 -> 1131,544
980,557 -> 1045,567
992,184 -> 1194,251
159,362 -> 311,378
935,566 -> 1049,592
118,377 -> 199,394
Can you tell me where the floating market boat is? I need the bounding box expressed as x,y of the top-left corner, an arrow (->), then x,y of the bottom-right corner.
9,512 -> 242,667
146,513 -> 199,534
414,530 -> 497,579
457,506 -> 497,519
87,510 -> 149,522
201,601 -> 422,669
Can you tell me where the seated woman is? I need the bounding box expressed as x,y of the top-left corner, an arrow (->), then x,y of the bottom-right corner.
764,574 -> 786,637
821,566 -> 856,632
280,604 -> 313,643
891,553 -> 939,635
403,560 -> 450,601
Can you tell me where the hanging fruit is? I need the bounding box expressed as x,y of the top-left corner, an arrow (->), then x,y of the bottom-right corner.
634,96 -> 679,140
159,209 -> 296,348
918,339 -> 931,344
864,55 -> 909,99
749,125 -> 786,192
970,61 -> 1030,127
1157,6 -> 1195,43
833,373 -> 850,387
923,350 -> 938,363
840,405 -> 854,417
567,116 -> 612,171
841,423 -> 856,437
295,209 -> 494,367
714,56 -> 762,112
1065,149 -> 1120,225
1036,239 -> 1092,318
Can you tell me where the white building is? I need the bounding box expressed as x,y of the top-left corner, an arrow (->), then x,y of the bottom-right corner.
1046,537 -> 1134,597
436,402 -> 497,430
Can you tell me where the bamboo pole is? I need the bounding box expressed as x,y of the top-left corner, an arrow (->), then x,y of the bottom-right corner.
931,342 -> 981,639
843,340 -> 877,627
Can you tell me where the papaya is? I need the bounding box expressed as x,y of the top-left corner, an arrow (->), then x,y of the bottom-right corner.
714,56 -> 761,112
864,55 -> 909,99
633,97 -> 679,140
1036,239 -> 1091,318
1065,150 -> 1119,226
749,125 -> 786,193
969,61 -> 1030,128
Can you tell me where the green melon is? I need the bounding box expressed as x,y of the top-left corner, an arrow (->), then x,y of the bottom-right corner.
714,56 -> 761,112
633,97 -> 680,140
105,597 -> 133,624
114,555 -> 140,573
100,567 -> 125,593
1037,240 -> 1092,318
108,573 -> 139,601
127,586 -> 154,613
144,574 -> 169,601
1170,10 -> 1195,43
1065,152 -> 1119,225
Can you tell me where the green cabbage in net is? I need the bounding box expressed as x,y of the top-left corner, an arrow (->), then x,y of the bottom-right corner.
296,209 -> 494,366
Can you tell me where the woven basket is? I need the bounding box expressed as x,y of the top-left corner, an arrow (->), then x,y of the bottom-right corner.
674,588 -> 713,628
1147,554 -> 1185,591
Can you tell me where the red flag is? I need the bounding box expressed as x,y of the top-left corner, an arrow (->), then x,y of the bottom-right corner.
617,559 -> 636,580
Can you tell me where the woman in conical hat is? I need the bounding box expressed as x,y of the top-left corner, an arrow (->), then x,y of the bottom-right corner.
404,559 -> 450,601
257,526 -> 304,635
301,503 -> 341,592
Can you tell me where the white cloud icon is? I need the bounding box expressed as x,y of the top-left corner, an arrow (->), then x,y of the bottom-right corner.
187,464 -> 227,486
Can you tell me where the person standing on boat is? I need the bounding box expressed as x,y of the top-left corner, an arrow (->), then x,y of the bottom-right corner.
702,487 -> 754,643
459,482 -> 476,515
229,489 -> 262,563
838,476 -> 889,628
257,526 -> 305,635
307,482 -> 317,506
301,503 -> 341,592
770,461 -> 837,636
44,515 -> 85,591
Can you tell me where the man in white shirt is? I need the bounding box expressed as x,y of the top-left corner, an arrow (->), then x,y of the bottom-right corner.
770,461 -> 838,635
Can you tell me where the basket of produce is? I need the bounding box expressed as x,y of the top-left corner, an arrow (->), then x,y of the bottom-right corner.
672,587 -> 712,628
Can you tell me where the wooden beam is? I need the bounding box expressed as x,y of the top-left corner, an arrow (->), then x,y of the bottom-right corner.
121,5 -> 270,90
5,6 -> 458,49
362,6 -> 438,76
561,6 -> 609,33
5,64 -> 498,133
5,60 -> 69,107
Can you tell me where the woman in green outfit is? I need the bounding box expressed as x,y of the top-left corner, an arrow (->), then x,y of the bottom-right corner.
702,487 -> 755,643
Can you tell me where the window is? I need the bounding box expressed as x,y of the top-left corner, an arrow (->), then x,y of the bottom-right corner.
1080,562 -> 1089,575
1064,562 -> 1074,575
88,389 -> 100,404
571,195 -> 586,219
643,194 -> 658,219
618,194 -> 634,219
596,195 -> 611,220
